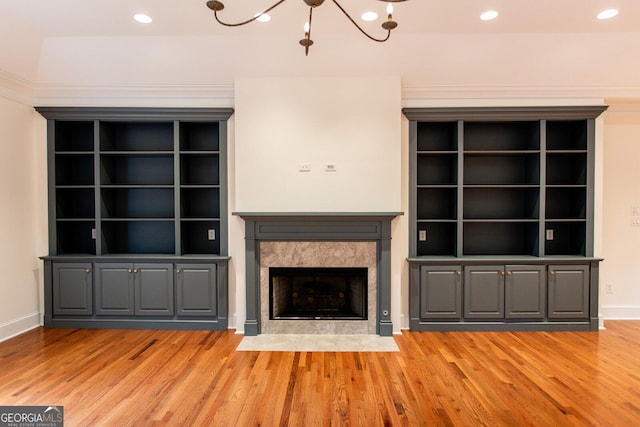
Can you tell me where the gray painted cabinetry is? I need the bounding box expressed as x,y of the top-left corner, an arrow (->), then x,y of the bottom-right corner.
419,265 -> 462,320
52,262 -> 93,316
176,263 -> 218,317
39,108 -> 232,330
505,265 -> 546,320
95,263 -> 174,316
548,264 -> 590,320
405,107 -> 606,331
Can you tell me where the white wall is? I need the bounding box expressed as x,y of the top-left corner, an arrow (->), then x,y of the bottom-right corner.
600,100 -> 640,319
234,76 -> 402,212
0,95 -> 47,341
230,76 -> 406,332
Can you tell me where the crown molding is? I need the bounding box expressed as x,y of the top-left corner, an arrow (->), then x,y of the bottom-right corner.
401,84 -> 640,107
0,69 -> 34,105
4,75 -> 640,108
32,83 -> 235,108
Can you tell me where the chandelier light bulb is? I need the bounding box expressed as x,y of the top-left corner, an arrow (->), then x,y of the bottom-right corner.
304,21 -> 310,34
387,4 -> 394,15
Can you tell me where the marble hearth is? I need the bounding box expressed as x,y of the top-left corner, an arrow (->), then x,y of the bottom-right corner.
235,213 -> 400,336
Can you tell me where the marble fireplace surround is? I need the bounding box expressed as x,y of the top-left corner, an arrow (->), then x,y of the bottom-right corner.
235,213 -> 401,336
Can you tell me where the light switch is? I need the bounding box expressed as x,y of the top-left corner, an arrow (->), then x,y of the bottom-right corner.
298,163 -> 311,172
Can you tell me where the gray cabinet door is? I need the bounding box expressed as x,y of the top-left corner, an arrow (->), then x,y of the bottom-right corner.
548,264 -> 589,320
505,265 -> 546,320
95,263 -> 134,315
464,265 -> 505,319
419,265 -> 462,320
176,263 -> 217,317
135,263 -> 174,316
52,262 -> 93,315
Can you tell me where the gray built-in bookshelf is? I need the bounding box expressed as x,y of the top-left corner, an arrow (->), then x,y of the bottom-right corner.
38,107 -> 233,330
404,106 -> 607,331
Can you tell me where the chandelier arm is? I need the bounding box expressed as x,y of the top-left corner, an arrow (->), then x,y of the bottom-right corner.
331,0 -> 391,42
305,6 -> 314,55
213,0 -> 288,27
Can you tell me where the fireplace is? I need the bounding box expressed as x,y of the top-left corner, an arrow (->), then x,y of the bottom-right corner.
270,267 -> 368,320
235,213 -> 400,336
260,241 -> 376,334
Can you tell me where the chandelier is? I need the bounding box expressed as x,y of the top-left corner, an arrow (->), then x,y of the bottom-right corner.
206,0 -> 408,56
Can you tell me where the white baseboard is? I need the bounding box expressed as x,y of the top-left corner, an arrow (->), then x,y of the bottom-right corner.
0,312 -> 41,343
399,314 -> 409,331
600,305 -> 640,320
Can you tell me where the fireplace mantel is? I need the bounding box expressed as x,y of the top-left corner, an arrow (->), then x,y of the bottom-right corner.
234,212 -> 402,336
233,212 -> 402,220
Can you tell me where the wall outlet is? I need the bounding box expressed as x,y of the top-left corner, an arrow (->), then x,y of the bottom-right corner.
325,162 -> 337,172
546,229 -> 554,240
632,217 -> 640,226
418,230 -> 427,241
207,229 -> 216,240
298,162 -> 311,172
606,282 -> 614,294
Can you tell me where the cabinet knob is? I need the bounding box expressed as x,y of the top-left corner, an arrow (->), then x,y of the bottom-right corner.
133,269 -> 138,274
176,269 -> 182,274
457,271 -> 461,277
128,269 -> 133,274
506,271 -> 512,277
550,271 -> 555,276
501,271 -> 505,277
85,268 -> 91,273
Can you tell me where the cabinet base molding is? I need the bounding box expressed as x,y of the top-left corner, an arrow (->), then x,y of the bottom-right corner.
409,319 -> 598,332
43,317 -> 227,331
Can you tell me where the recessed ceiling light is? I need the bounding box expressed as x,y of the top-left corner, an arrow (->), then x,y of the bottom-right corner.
480,10 -> 499,21
255,13 -> 271,23
361,11 -> 378,22
597,9 -> 619,20
134,13 -> 152,24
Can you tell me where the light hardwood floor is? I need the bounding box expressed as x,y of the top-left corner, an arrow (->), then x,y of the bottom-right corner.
1,321 -> 639,426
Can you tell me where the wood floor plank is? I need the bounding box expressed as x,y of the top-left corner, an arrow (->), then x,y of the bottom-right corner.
1,322 -> 640,426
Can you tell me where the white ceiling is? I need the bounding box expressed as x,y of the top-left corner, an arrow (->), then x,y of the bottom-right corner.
1,0 -> 639,103
2,0 -> 640,36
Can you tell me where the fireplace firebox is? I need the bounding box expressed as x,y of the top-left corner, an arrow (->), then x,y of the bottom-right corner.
270,267 -> 368,320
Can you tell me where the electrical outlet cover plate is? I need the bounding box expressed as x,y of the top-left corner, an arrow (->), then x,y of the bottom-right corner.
298,163 -> 311,172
